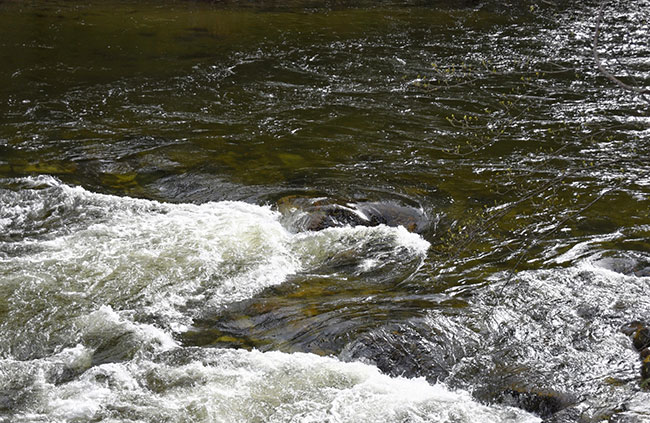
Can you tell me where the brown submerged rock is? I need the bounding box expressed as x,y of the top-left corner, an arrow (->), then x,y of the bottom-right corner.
277,196 -> 428,233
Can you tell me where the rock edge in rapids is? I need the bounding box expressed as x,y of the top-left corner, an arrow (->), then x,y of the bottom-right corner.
276,196 -> 429,234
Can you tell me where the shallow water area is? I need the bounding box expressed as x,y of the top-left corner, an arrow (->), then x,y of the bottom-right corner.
1,0 -> 650,421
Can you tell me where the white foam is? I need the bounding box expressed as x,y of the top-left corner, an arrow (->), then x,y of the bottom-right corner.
290,224 -> 430,270
15,348 -> 539,423
1,181 -> 298,330
83,305 -> 179,352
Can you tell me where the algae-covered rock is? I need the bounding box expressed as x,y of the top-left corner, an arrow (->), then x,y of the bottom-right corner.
277,196 -> 428,233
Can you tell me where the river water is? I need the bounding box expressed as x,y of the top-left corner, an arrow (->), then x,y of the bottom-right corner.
1,0 -> 649,422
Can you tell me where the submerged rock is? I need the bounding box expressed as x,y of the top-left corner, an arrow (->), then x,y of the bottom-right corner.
634,267 -> 650,277
621,321 -> 650,388
277,196 -> 428,233
621,321 -> 650,352
642,349 -> 650,382
496,387 -> 574,420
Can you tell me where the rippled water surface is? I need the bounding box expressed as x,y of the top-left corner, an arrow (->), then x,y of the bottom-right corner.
1,0 -> 649,421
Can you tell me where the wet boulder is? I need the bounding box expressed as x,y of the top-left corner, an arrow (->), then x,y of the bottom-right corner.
277,196 -> 428,233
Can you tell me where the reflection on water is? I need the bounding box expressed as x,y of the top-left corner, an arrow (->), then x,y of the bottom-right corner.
1,0 -> 649,421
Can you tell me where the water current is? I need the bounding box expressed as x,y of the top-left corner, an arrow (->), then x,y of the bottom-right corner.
1,0 -> 649,422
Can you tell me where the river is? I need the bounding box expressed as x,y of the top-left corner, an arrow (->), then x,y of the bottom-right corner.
1,0 -> 649,422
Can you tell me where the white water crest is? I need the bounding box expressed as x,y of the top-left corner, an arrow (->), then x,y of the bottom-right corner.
1,176 -> 300,356
7,346 -> 540,423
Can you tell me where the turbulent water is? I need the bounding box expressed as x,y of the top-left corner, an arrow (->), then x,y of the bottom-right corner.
1,0 -> 649,422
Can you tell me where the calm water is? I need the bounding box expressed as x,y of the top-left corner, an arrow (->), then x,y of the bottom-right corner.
1,0 -> 649,422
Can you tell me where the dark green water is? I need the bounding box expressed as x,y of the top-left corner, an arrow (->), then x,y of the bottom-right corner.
1,0 -> 649,422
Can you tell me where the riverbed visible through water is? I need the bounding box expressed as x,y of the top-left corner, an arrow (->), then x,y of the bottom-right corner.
1,0 -> 649,421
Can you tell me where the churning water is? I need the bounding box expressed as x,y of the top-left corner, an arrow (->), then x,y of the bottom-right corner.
0,176 -> 532,423
1,0 -> 649,421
